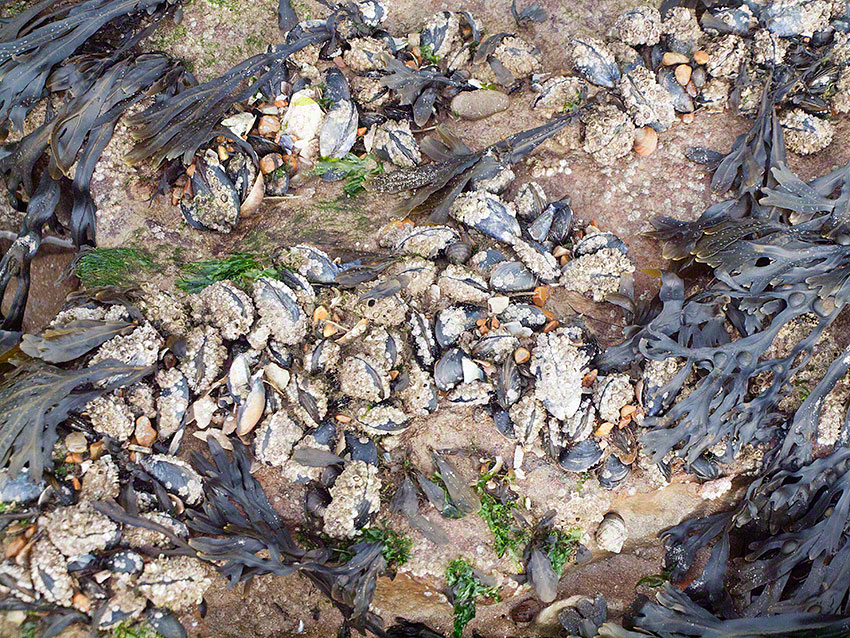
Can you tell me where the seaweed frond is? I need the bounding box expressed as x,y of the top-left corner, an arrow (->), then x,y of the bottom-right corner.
175,252 -> 278,293
74,247 -> 157,288
445,558 -> 499,638
314,153 -> 384,197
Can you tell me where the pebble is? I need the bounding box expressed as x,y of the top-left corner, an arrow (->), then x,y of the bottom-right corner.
634,126 -> 658,156
675,64 -> 692,86
662,51 -> 689,65
681,113 -> 694,124
451,90 -> 510,120
134,416 -> 157,447
532,286 -> 550,307
489,295 -> 510,314
693,50 -> 710,65
4,536 -> 26,559
257,115 -> 281,136
514,347 -> 530,364
596,512 -> 627,553
260,153 -> 285,174
64,432 -> 88,454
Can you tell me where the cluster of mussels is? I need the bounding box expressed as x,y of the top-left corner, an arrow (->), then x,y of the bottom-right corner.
5,0 -> 850,637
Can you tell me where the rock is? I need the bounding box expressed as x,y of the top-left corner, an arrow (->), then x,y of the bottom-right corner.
661,51 -> 689,65
134,416 -> 157,447
451,90 -> 510,120
64,432 -> 88,454
693,49 -> 710,65
675,64 -> 692,86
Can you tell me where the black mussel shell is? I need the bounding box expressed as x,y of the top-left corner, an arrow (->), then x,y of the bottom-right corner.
559,439 -> 604,472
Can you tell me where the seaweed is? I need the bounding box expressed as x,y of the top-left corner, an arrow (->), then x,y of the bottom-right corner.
314,153 -> 384,197
511,0 -> 546,26
379,55 -> 467,127
445,558 -> 499,638
0,360 -> 152,481
112,438 -> 388,634
474,468 -> 528,560
19,319 -> 135,363
73,247 -> 157,288
175,252 -> 278,293
124,27 -> 332,167
366,116 -> 571,222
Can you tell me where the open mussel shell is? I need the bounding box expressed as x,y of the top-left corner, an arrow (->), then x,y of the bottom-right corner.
495,355 -> 522,409
490,261 -> 537,293
559,438 -> 604,472
289,245 -> 340,283
470,248 -> 508,275
306,483 -> 332,520
547,200 -> 574,245
596,455 -> 631,490
685,454 -> 720,481
434,347 -> 483,392
0,470 -> 43,504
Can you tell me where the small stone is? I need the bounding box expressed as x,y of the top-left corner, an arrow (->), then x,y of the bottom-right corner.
5,536 -> 26,559
335,414 -> 352,423
260,153 -> 285,174
134,416 -> 157,447
532,286 -> 551,307
489,295 -> 510,315
313,306 -> 329,322
662,51 -> 689,65
594,421 -> 615,437
621,404 -> 636,418
681,113 -> 694,124
553,246 -> 569,258
257,115 -> 281,137
64,432 -> 88,454
693,49 -> 710,65
514,347 -> 530,364
451,90 -> 510,120
323,323 -> 339,338
675,64 -> 692,86
89,440 -> 104,460
543,320 -> 559,332
73,592 -> 91,613
634,126 -> 657,156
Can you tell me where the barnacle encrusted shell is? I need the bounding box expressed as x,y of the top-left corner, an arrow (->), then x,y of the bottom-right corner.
85,393 -> 136,441
89,321 -> 162,369
156,367 -> 190,439
189,280 -> 254,341
595,512 -> 627,553
322,460 -> 382,538
780,108 -> 834,155
593,374 -> 635,423
30,538 -> 74,606
42,503 -> 119,558
343,37 -> 390,72
490,36 -> 540,80
437,264 -> 490,303
122,511 -> 188,548
582,105 -> 634,165
561,248 -> 635,302
618,66 -> 675,131
372,119 -> 421,168
254,411 -> 303,467
339,355 -> 391,402
137,556 -> 212,611
611,6 -> 661,46
531,327 -> 592,421
180,325 -> 228,393
249,277 -> 308,348
705,35 -> 748,79
81,455 -> 120,501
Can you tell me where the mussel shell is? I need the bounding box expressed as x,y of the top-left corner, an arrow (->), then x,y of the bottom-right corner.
310,421 -> 337,447
344,432 -> 379,465
558,595 -> 607,636
106,550 -> 145,575
180,159 -> 241,233
495,356 -> 522,409
572,38 -> 621,88
434,347 -> 482,392
420,11 -> 455,57
685,454 -> 720,481
146,608 -> 188,638
435,304 -> 486,349
489,261 -> 537,293
277,267 -> 316,305
596,455 -> 631,490
290,245 -> 340,284
408,311 -> 439,367
657,66 -> 694,113
267,341 -> 294,368
305,339 -> 336,375
498,303 -> 547,329
547,200 -> 573,244
492,407 -> 516,439
358,404 -> 409,432
265,168 -> 289,197
140,455 -> 203,505
527,206 -> 554,243
573,231 -> 628,257
470,248 -> 508,275
0,470 -> 43,503
701,6 -> 757,35
559,438 -> 604,472
471,332 -> 520,362
224,152 -> 256,202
